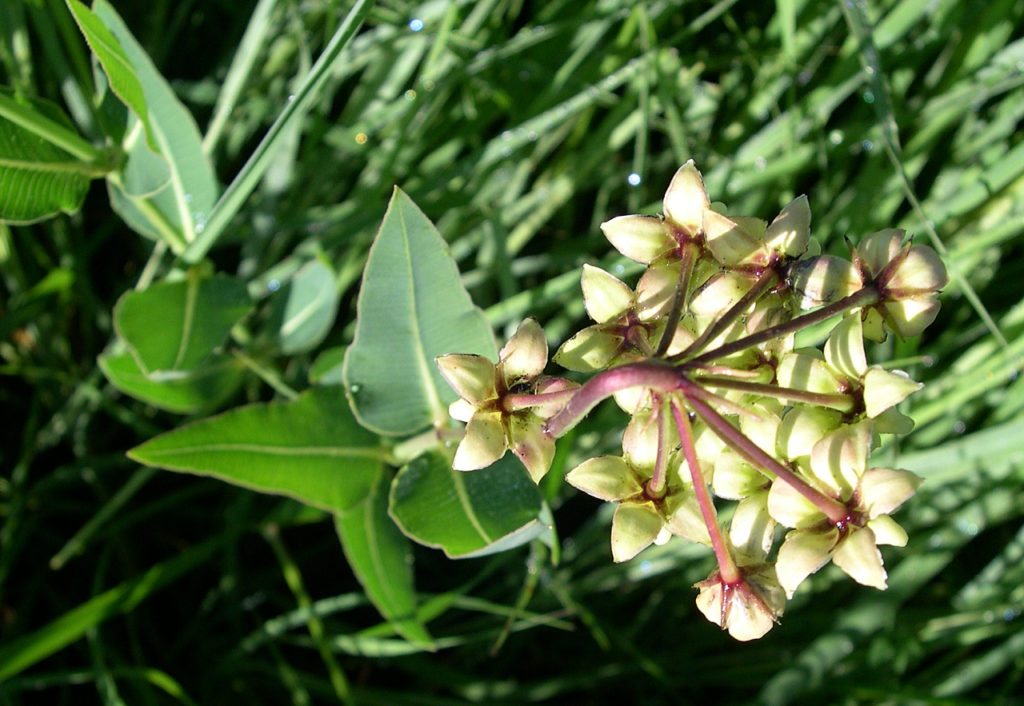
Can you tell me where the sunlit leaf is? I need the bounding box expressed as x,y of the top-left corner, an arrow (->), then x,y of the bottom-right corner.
389,451 -> 546,558
343,188 -> 496,436
336,471 -> 434,648
129,387 -> 384,514
99,351 -> 246,414
113,271 -> 251,375
73,0 -> 218,250
0,94 -> 91,223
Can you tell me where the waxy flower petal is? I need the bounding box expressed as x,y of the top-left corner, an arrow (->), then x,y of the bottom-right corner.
863,368 -> 923,418
729,491 -> 775,562
824,314 -> 868,380
832,526 -> 887,590
566,456 -> 642,502
704,209 -> 768,267
611,503 -> 664,562
499,317 -> 548,383
601,214 -> 675,264
453,412 -> 506,471
553,326 -> 621,372
858,467 -> 922,517
764,195 -> 811,259
868,514 -> 909,547
777,406 -> 842,461
695,566 -> 785,641
508,415 -> 556,483
663,160 -> 710,233
776,527 -> 839,597
581,264 -> 633,324
436,353 -> 496,405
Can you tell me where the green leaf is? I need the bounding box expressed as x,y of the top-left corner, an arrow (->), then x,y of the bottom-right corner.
310,346 -> 346,386
113,271 -> 251,375
99,351 -> 246,414
267,258 -> 339,355
128,387 -> 385,515
336,471 -> 434,648
0,94 -> 91,224
66,0 -> 152,147
74,0 -> 218,250
389,451 -> 546,559
343,188 -> 496,436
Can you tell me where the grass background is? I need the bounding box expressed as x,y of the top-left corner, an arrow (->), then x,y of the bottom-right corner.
1,0 -> 1023,703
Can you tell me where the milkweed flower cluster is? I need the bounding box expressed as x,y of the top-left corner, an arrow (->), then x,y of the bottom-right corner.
436,161 -> 947,640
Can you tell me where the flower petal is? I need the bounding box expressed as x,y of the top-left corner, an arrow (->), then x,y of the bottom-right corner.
888,243 -> 948,292
832,526 -> 887,590
662,160 -> 709,233
611,502 -> 664,562
581,264 -> 633,323
868,514 -> 908,547
567,455 -> 642,501
808,424 -> 870,499
729,491 -> 775,563
452,412 -> 506,471
858,467 -> 922,517
601,214 -> 675,264
703,209 -> 768,267
863,367 -> 922,418
713,449 -> 767,500
777,405 -> 842,461
635,262 -> 680,320
508,414 -> 556,483
665,488 -> 710,545
882,296 -> 942,338
857,228 -> 905,277
764,195 -> 810,259
553,326 -> 621,372
436,353 -> 497,405
766,472 -> 827,529
499,318 -> 548,384
824,313 -> 867,380
448,398 -> 476,423
775,527 -> 839,597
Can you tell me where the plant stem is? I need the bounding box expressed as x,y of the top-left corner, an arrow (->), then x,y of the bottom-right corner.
544,361 -> 683,438
655,243 -> 698,356
694,376 -> 854,411
646,395 -> 673,497
683,285 -> 880,365
682,266 -> 780,357
686,392 -> 849,524
503,387 -> 579,412
671,399 -> 740,584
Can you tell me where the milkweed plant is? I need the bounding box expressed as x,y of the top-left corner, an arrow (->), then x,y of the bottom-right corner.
436,161 -> 948,640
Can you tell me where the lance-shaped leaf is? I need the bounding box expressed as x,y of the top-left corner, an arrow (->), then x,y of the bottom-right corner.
67,0 -> 153,146
389,451 -> 546,558
343,188 -> 496,436
113,271 -> 251,375
336,471 -> 433,648
128,387 -> 384,514
99,351 -> 246,414
0,94 -> 91,223
72,0 -> 218,250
